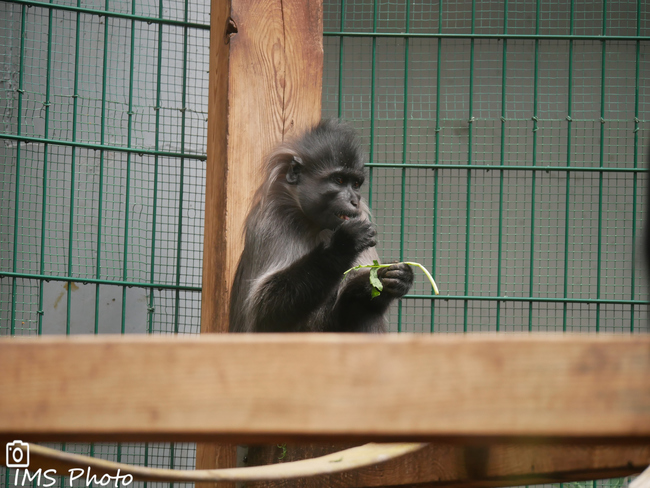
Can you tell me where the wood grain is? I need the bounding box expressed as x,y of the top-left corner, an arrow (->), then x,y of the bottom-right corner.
200,0 -> 322,481
198,0 -> 233,483
0,334 -> 648,443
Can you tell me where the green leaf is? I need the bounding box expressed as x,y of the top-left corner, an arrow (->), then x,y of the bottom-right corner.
369,266 -> 383,292
343,260 -> 440,297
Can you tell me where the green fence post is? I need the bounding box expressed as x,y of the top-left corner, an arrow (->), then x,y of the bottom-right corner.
463,0 -> 477,332
496,0 -> 508,332
596,0 -> 608,332
430,0 -> 443,333
398,0 -> 411,333
10,5 -> 27,337
563,0 -> 575,332
529,0 -> 540,331
630,0 -> 642,332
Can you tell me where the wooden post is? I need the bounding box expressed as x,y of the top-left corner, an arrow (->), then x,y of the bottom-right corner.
198,0 -> 323,485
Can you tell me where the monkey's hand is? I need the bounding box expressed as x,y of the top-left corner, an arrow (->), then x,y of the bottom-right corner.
329,218 -> 377,255
377,263 -> 414,298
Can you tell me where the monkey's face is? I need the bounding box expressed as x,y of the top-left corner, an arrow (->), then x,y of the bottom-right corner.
297,168 -> 365,231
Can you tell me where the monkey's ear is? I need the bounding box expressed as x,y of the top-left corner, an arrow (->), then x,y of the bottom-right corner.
286,156 -> 303,185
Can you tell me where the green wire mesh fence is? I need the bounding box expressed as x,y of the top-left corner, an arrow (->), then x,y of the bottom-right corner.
322,0 -> 650,334
0,0 -> 649,487
1,0 -> 208,482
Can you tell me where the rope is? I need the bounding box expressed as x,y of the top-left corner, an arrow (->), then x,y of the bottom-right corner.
26,442 -> 427,482
631,464 -> 650,488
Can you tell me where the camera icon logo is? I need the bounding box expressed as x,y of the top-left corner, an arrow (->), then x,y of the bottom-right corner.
6,440 -> 29,468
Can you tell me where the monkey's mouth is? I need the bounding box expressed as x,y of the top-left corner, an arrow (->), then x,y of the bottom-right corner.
336,212 -> 357,221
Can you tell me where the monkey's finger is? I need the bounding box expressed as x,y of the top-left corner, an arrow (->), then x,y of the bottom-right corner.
379,266 -> 414,279
378,278 -> 412,297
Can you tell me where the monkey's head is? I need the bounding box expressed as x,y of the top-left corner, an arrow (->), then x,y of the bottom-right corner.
283,120 -> 367,231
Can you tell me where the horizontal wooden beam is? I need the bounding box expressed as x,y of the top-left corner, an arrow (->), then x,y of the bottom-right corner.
0,334 -> 649,443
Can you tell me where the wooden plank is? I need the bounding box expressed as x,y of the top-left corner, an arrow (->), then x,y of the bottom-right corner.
199,0 -> 322,482
198,0 -> 233,480
200,0 -> 229,336
198,0 -> 234,482
0,334 -> 649,443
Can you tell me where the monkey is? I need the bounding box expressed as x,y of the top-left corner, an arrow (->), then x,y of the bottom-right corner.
229,119 -> 414,333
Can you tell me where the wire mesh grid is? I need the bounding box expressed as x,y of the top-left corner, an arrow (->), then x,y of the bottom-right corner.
323,0 -> 649,335
1,0 -> 207,482
1,0 -> 649,486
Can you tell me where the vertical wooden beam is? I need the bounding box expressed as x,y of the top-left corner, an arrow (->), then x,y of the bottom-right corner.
198,0 -> 323,485
200,0 -> 323,333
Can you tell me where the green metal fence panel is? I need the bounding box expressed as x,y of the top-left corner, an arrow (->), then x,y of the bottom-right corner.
0,0 -> 208,338
322,0 -> 649,335
1,0 -> 208,483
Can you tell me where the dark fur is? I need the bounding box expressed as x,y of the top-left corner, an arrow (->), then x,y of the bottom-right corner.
229,119 -> 413,333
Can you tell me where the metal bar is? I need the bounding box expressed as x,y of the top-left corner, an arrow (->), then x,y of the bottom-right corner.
397,1 -> 410,333
38,1 -> 55,335
147,178 -> 159,332
168,443 -> 175,488
148,0 -> 165,336
0,134 -> 207,161
496,0 -> 508,332
0,272 -> 201,291
630,0 -> 642,332
10,4 -> 27,336
0,147 -> 636,171
143,442 -> 149,488
174,0 -> 190,335
529,0 -> 540,331
337,0 -> 344,118
367,0 -> 378,210
94,0 -> 110,335
406,294 -> 648,306
4,0 -> 210,29
463,0 -> 476,332
324,31 -> 650,41
596,0 -> 608,332
563,0 -> 575,331
66,0 -> 82,335
431,0 -> 443,333
120,0 -> 138,336
363,162 -> 646,172
341,116 -> 645,123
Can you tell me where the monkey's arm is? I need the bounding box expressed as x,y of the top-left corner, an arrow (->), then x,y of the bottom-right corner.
251,219 -> 377,332
252,246 -> 353,332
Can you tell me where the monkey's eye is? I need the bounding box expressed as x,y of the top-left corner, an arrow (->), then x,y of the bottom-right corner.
333,176 -> 345,185
352,180 -> 362,190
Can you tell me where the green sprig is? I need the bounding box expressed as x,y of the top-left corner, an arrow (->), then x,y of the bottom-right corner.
343,260 -> 440,298
277,443 -> 287,461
